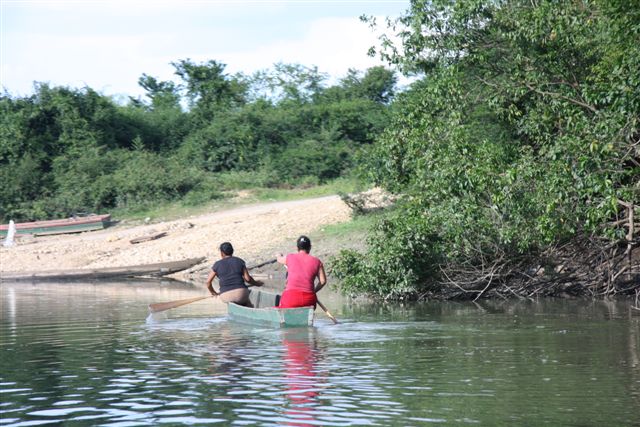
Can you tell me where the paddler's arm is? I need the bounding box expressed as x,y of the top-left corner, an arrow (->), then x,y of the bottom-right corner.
314,264 -> 327,293
275,253 -> 287,265
242,267 -> 263,287
206,270 -> 219,296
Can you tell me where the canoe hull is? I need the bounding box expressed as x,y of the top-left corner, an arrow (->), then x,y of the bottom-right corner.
227,289 -> 314,328
0,214 -> 111,237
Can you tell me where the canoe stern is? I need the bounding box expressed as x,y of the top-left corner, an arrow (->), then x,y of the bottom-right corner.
228,289 -> 314,327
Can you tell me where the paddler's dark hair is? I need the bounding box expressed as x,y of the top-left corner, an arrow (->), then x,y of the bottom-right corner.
297,235 -> 311,252
219,242 -> 234,256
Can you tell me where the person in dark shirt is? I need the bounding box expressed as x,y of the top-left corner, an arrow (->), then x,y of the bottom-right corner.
206,242 -> 262,307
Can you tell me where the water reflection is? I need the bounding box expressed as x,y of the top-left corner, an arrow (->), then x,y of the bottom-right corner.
282,329 -> 321,427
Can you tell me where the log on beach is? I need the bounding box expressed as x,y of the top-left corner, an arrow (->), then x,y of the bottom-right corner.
0,257 -> 205,282
130,232 -> 168,244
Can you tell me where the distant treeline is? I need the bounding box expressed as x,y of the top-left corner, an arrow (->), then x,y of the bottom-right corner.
334,0 -> 639,299
0,62 -> 396,222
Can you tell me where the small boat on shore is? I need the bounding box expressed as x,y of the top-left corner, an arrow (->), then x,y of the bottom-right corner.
0,214 -> 111,237
228,289 -> 314,328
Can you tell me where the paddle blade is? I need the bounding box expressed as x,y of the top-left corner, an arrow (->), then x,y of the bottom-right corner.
148,295 -> 212,313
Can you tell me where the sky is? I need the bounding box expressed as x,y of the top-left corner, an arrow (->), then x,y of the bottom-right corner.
0,0 -> 410,100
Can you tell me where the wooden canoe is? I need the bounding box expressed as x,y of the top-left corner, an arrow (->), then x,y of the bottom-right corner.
0,257 -> 205,282
227,289 -> 314,328
0,214 -> 111,237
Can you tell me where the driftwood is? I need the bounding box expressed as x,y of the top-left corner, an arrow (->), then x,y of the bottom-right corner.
0,257 -> 205,282
340,189 -> 396,215
130,232 -> 167,244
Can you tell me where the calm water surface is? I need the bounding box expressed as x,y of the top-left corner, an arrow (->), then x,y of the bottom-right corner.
1,281 -> 638,426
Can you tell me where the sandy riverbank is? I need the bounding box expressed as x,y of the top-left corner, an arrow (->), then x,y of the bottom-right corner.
0,195 -> 353,282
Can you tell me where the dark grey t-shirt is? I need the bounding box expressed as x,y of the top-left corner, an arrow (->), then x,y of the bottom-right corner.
212,256 -> 247,294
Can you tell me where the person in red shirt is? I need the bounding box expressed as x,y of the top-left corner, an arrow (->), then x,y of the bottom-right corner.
275,235 -> 327,308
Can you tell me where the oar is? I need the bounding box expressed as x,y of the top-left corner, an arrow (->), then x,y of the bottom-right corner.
148,258 -> 277,313
316,299 -> 338,324
248,258 -> 277,269
149,295 -> 214,313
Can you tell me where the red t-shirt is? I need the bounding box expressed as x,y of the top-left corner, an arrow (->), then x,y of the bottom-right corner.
285,252 -> 322,293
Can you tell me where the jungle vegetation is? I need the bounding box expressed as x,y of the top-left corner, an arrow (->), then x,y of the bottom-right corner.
0,63 -> 396,221
332,0 -> 639,300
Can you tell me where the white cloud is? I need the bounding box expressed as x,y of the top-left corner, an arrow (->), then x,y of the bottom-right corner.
194,16 -> 391,82
1,2 -> 407,98
2,32 -> 174,97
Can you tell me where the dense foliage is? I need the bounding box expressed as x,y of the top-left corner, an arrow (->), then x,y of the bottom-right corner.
0,63 -> 396,221
333,0 -> 639,299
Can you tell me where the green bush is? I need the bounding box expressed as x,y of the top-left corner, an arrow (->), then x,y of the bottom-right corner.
332,204 -> 443,298
270,138 -> 352,183
181,176 -> 224,206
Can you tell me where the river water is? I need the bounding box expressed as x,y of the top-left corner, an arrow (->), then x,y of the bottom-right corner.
1,281 -> 638,426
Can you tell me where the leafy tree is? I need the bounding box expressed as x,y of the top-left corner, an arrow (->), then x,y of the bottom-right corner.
269,131 -> 353,183
172,59 -> 248,121
137,73 -> 182,110
123,75 -> 189,152
250,63 -> 328,104
341,66 -> 397,104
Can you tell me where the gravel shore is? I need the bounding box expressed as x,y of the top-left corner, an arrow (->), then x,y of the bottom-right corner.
0,195 -> 352,283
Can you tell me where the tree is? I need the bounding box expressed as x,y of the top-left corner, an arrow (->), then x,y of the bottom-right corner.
137,73 -> 181,110
348,66 -> 397,104
172,59 -> 248,121
249,63 -> 328,104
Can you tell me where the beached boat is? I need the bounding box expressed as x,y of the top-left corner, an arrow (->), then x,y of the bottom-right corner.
0,214 -> 111,237
0,257 -> 205,282
228,289 -> 315,328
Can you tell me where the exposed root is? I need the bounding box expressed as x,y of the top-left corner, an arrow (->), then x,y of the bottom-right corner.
420,202 -> 639,301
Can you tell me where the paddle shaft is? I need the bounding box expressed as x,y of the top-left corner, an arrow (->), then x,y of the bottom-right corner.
316,299 -> 338,324
248,258 -> 277,270
149,295 -> 213,313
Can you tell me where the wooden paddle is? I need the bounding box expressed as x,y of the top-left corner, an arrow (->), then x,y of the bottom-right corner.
149,295 -> 213,313
148,258 -> 277,313
248,258 -> 277,269
316,299 -> 338,324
